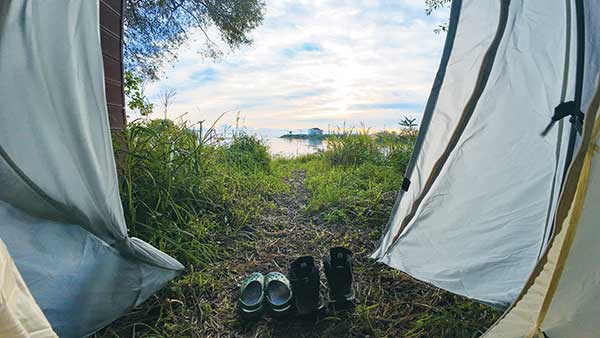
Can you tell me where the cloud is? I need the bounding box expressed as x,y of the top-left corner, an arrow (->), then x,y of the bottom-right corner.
141,0 -> 450,134
349,102 -> 424,111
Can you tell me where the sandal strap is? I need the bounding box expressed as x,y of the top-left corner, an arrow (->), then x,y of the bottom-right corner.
240,272 -> 264,293
265,272 -> 291,288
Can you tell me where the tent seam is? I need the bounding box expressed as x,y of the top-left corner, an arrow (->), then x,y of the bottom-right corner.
384,0 -> 513,254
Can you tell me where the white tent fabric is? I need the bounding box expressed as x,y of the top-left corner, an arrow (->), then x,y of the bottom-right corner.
374,0 -> 597,307
0,1 -> 184,337
0,239 -> 58,338
481,75 -> 600,338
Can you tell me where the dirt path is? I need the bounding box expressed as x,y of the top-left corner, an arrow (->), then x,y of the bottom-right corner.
97,169 -> 498,338
193,170 -> 498,338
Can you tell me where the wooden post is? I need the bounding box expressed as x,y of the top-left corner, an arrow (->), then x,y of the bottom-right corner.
100,0 -> 126,132
100,0 -> 127,171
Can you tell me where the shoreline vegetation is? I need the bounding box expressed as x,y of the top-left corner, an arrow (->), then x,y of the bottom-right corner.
279,130 -> 416,140
97,119 -> 499,338
280,133 -> 331,140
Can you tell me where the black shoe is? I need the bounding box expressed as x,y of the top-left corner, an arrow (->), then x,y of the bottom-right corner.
323,247 -> 355,311
289,256 -> 325,316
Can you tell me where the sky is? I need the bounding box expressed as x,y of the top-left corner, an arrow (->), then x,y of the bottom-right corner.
142,0 -> 450,136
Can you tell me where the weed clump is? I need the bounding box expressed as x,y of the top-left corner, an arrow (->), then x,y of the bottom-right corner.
226,134 -> 271,172
323,130 -> 414,169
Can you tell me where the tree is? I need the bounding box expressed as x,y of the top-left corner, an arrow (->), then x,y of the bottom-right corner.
425,0 -> 452,33
159,88 -> 177,120
124,0 -> 266,80
425,0 -> 451,15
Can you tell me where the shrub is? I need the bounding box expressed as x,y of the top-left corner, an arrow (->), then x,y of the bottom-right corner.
226,133 -> 271,172
323,130 -> 414,170
324,131 -> 381,166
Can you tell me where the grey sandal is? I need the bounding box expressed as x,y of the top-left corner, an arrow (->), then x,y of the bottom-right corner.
264,272 -> 293,317
238,272 -> 265,319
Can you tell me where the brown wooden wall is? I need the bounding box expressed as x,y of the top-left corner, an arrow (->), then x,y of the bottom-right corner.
100,0 -> 126,131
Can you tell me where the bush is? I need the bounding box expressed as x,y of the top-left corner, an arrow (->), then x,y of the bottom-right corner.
324,132 -> 381,166
323,130 -> 414,170
226,133 -> 271,172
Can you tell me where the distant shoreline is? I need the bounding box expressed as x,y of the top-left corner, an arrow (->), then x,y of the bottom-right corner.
280,134 -> 331,140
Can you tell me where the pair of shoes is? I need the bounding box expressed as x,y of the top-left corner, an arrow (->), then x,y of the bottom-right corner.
238,271 -> 293,320
289,247 -> 355,317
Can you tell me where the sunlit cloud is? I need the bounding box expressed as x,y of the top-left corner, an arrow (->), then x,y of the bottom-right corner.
140,0 -> 450,135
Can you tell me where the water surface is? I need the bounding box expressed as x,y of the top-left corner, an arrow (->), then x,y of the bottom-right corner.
266,137 -> 327,158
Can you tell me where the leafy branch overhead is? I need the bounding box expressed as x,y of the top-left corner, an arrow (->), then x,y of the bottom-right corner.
425,0 -> 451,33
124,72 -> 154,116
425,0 -> 451,15
124,0 -> 266,80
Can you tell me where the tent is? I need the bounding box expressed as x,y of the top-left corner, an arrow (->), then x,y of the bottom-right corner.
0,238 -> 58,338
373,0 -> 600,310
0,1 -> 184,337
481,69 -> 600,338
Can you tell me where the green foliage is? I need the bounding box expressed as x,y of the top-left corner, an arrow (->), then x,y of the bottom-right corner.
274,131 -> 415,230
305,160 -> 402,228
114,118 -> 281,267
425,0 -> 452,33
425,0 -> 452,15
124,71 -> 154,116
399,115 -> 419,136
124,0 -> 266,79
323,130 -> 414,169
226,134 -> 271,172
324,131 -> 381,167
404,295 -> 499,338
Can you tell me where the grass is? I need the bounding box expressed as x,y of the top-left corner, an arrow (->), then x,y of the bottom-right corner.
115,119 -> 283,267
276,130 -> 413,228
95,121 -> 500,338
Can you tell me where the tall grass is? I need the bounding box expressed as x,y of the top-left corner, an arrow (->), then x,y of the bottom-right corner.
114,118 -> 281,267
275,130 -> 415,229
324,129 -> 414,168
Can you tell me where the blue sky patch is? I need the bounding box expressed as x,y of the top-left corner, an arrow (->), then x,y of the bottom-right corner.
190,68 -> 218,84
282,42 -> 323,58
